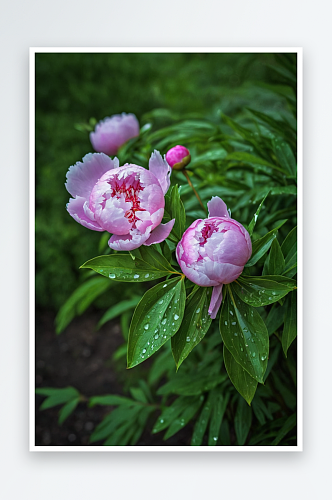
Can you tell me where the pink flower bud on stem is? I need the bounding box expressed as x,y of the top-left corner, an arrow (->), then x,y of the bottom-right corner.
165,145 -> 191,171
166,145 -> 207,215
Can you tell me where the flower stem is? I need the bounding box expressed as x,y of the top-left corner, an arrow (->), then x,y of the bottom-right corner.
183,170 -> 207,215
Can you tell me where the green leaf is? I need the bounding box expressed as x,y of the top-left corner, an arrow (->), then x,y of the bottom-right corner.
235,397 -> 252,445
127,277 -> 186,368
129,387 -> 148,404
208,391 -> 230,445
81,247 -> 179,282
273,138 -> 297,176
164,397 -> 203,440
58,397 -> 80,425
247,191 -> 269,236
157,371 -> 227,396
271,413 -> 296,445
282,291 -> 297,356
225,151 -> 285,174
268,238 -> 285,275
265,303 -> 286,336
191,148 -> 228,166
97,296 -> 141,329
281,226 -> 297,276
171,287 -> 212,369
223,345 -> 258,405
245,219 -> 287,267
36,387 -> 80,410
90,405 -> 142,443
191,394 -> 213,446
233,275 -> 296,307
89,394 -> 136,407
219,286 -> 269,383
152,397 -> 195,434
55,276 -> 113,334
164,185 -> 186,242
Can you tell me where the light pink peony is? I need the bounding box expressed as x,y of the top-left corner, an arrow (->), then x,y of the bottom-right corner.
90,113 -> 140,156
165,145 -> 191,171
176,196 -> 252,319
66,150 -> 174,251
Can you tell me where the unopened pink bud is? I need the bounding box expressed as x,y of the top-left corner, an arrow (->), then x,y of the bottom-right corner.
165,145 -> 191,171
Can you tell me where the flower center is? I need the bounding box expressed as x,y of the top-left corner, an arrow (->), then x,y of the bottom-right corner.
108,172 -> 144,227
199,222 -> 218,246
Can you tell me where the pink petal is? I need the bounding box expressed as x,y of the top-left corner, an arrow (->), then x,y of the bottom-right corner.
65,153 -> 119,199
207,196 -> 229,218
108,229 -> 150,251
148,150 -> 171,195
67,197 -> 103,231
208,284 -> 223,319
144,219 -> 175,246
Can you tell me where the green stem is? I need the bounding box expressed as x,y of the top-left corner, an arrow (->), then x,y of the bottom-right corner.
183,170 -> 207,215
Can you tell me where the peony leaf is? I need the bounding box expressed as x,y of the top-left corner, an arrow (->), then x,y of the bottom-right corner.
127,276 -> 186,368
223,345 -> 258,405
219,285 -> 269,383
171,287 -> 212,369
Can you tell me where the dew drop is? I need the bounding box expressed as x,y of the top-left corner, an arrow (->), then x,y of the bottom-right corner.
160,419 -> 164,423
142,348 -> 146,354
133,274 -> 140,279
174,314 -> 179,320
224,320 -> 228,325
240,347 -> 244,351
144,324 -> 149,330
213,437 -> 218,441
230,311 -> 233,316
196,308 -> 200,314
234,332 -> 238,336
163,284 -> 167,288
231,321 -> 236,325
154,334 -> 159,340
158,299 -> 164,305
109,273 -> 116,279
162,319 -> 167,325
186,337 -> 190,342
144,273 -> 149,278
252,352 -> 256,357
261,355 -> 267,361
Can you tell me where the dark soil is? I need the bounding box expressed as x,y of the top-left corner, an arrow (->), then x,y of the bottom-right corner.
35,310 -> 191,446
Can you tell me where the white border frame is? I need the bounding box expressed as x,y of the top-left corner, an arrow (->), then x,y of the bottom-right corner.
29,47 -> 303,452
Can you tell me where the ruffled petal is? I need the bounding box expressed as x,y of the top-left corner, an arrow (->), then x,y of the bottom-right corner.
65,153 -> 119,199
207,196 -> 229,218
67,197 -> 103,231
148,150 -> 171,195
108,228 -> 151,251
208,284 -> 223,319
144,219 -> 175,246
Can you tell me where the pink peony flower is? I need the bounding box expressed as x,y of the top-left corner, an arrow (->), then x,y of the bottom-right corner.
176,196 -> 252,319
66,150 -> 174,251
90,113 -> 140,156
165,145 -> 191,171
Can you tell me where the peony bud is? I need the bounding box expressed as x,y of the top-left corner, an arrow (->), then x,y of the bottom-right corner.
165,145 -> 191,171
90,113 -> 140,156
176,196 -> 252,319
66,150 -> 174,251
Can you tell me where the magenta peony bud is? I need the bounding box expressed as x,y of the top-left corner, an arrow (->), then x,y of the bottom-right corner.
66,150 -> 174,251
176,196 -> 252,319
90,113 -> 140,156
165,145 -> 191,171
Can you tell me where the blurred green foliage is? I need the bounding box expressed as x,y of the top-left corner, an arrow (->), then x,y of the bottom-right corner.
35,52 -> 291,309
